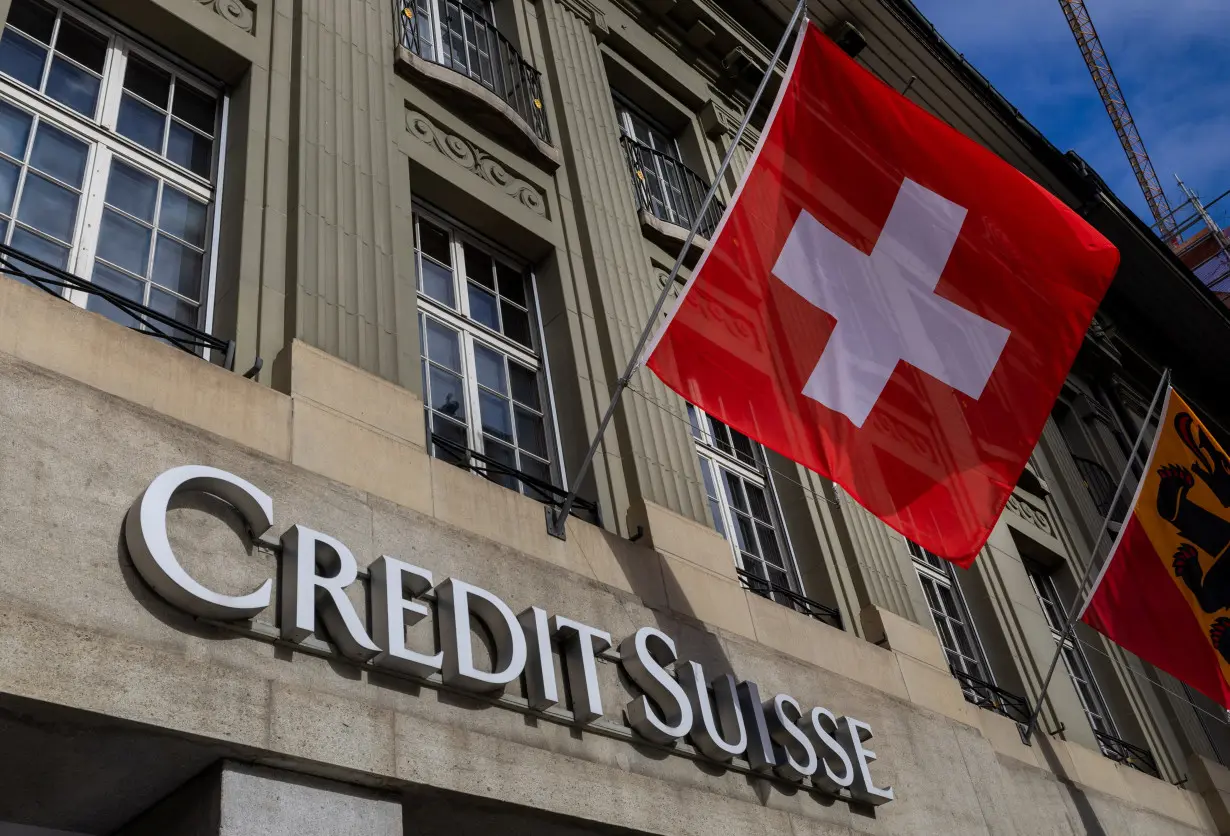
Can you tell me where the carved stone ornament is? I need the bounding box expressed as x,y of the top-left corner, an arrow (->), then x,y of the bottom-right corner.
196,0 -> 256,33
407,110 -> 548,218
1005,494 -> 1055,538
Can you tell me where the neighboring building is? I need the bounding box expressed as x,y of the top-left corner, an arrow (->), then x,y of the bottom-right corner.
3,0 -> 1230,833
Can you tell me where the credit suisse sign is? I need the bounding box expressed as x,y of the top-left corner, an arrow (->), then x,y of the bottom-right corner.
126,465 -> 895,805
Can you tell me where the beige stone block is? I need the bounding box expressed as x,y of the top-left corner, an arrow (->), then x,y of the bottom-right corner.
977,709 -> 1038,768
1062,738 -> 1132,803
658,553 -> 756,641
642,499 -> 737,580
1118,763 -> 1209,829
744,591 -> 909,701
291,399 -> 432,516
894,654 -> 981,728
860,604 -> 949,671
0,279 -> 292,459
563,515 -> 669,609
1191,753 -> 1230,796
269,681 -> 397,776
289,339 -> 425,447
430,455 -> 570,566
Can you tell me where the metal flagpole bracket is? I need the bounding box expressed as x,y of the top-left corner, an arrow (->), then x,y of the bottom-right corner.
545,0 -> 810,541
1018,367 -> 1172,746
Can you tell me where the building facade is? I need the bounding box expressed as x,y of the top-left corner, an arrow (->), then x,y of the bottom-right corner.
2,0 -> 1230,833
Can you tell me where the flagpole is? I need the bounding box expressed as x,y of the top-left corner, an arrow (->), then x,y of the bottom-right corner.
1020,367 -> 1172,745
546,0 -> 810,538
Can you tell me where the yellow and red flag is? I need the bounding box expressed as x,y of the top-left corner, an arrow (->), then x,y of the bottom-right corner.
1082,388 -> 1230,708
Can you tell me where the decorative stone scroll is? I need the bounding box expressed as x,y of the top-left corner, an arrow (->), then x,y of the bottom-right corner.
1006,494 -> 1055,538
407,110 -> 548,218
196,0 -> 256,33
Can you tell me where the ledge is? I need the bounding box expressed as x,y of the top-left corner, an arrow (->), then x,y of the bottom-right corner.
638,208 -> 709,267
395,47 -> 561,171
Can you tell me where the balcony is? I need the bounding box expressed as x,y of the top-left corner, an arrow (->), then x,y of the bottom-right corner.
951,670 -> 1032,726
394,0 -> 552,159
1095,730 -> 1161,778
1072,455 -> 1128,522
0,243 -> 255,374
736,567 -> 843,630
620,134 -> 725,255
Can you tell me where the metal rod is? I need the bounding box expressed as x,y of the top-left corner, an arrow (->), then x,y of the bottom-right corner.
547,0 -> 809,538
1020,368 -> 1171,744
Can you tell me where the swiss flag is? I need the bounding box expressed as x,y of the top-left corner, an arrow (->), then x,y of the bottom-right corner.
646,21 -> 1119,565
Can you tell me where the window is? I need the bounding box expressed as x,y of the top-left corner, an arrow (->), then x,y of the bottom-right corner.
410,0 -> 498,85
1026,563 -> 1117,739
909,541 -> 994,698
689,405 -> 801,606
0,0 -> 221,336
415,208 -> 558,501
615,102 -> 693,229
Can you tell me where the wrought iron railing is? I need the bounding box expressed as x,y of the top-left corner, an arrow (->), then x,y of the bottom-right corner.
0,243 -> 254,374
1095,730 -> 1160,777
431,432 -> 599,524
736,567 -> 843,630
1072,455 -> 1127,521
396,0 -> 550,143
620,134 -> 725,240
951,670 -> 1032,725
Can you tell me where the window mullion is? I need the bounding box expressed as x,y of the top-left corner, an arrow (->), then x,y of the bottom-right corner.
68,143 -> 111,304
461,332 -> 483,456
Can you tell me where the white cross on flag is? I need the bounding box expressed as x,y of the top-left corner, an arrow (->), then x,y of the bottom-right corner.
646,22 -> 1120,564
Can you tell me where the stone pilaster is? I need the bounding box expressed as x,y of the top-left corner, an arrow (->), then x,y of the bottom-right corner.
538,0 -> 708,532
287,0 -> 417,390
837,489 -> 925,625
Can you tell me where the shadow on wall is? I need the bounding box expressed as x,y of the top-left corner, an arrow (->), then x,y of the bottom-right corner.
1035,734 -> 1109,836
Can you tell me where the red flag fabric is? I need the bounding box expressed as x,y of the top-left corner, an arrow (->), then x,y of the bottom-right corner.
645,21 -> 1119,564
1082,389 -> 1230,709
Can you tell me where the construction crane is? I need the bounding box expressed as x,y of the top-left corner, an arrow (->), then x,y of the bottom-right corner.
1058,0 -> 1182,246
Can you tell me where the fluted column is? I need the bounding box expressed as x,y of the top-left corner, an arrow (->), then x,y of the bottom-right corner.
288,0 -> 417,390
538,0 -> 709,531
837,489 -> 925,624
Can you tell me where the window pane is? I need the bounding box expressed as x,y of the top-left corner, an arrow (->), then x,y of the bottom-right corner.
431,414 -> 469,465
519,455 -> 552,499
45,56 -> 99,115
148,285 -> 197,330
171,83 -> 216,134
698,457 -> 719,500
501,300 -> 532,347
708,498 -> 726,539
417,217 -> 451,265
151,234 -> 202,298
423,318 -> 461,372
420,258 -> 455,307
509,361 -> 538,409
479,390 -> 513,443
0,30 -> 47,88
746,483 -> 771,523
0,158 -> 18,215
497,262 -> 526,306
54,16 -> 107,71
482,438 -> 518,490
97,209 -> 151,275
123,53 -> 170,107
723,470 -> 747,512
463,242 -> 494,289
117,94 -> 165,153
515,406 -> 547,458
730,429 -> 756,464
428,366 -> 465,419
29,122 -> 86,187
10,225 -> 67,270
758,523 -> 784,567
158,185 -> 208,247
468,283 -> 499,330
86,261 -> 143,328
0,99 -> 32,158
166,121 -> 212,177
733,513 -> 757,556
8,0 -> 56,43
473,343 -> 506,394
17,172 -> 78,241
106,161 -> 157,222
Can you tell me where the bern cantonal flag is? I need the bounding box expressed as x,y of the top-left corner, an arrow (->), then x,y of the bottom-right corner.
1082,389 -> 1230,709
645,20 -> 1120,565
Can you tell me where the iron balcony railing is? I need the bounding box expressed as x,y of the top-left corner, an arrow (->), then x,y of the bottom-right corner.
620,134 -> 725,241
1072,455 -> 1128,522
396,0 -> 550,143
951,670 -> 1032,726
431,432 -> 599,524
1095,730 -> 1160,777
736,567 -> 843,630
0,243 -> 255,374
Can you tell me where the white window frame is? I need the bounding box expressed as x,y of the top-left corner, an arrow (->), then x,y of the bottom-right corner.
414,204 -> 564,499
1026,563 -> 1119,740
0,0 -> 226,342
614,98 -> 694,229
413,0 -> 498,81
688,404 -> 804,603
909,541 -> 996,699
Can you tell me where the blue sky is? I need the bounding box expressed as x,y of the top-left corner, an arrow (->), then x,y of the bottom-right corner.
909,0 -> 1230,232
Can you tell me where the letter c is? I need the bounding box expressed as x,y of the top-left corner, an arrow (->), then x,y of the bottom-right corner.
124,465 -> 274,620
